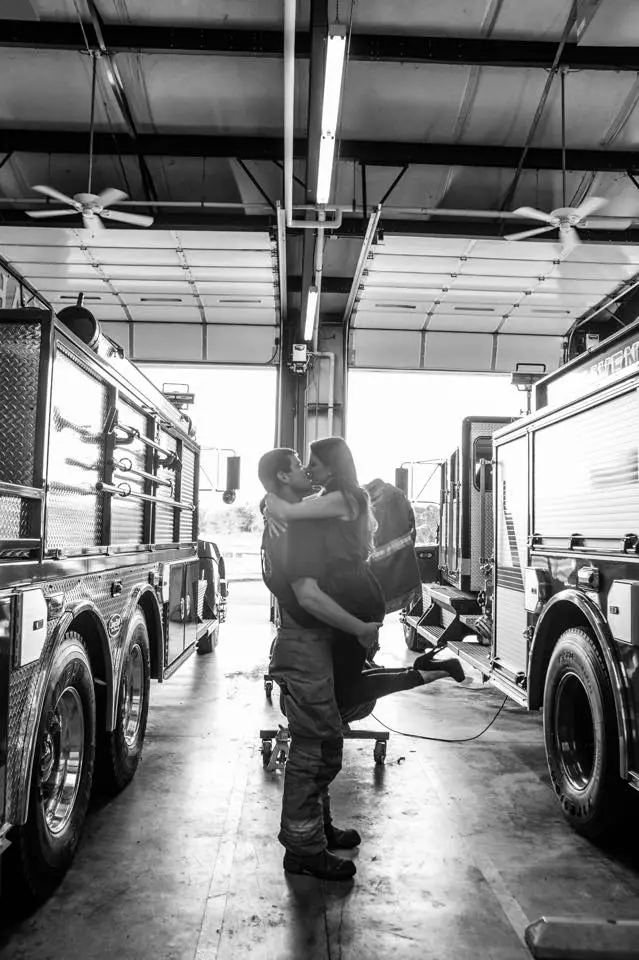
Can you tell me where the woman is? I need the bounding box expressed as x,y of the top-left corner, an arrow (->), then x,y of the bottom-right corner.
265,436 -> 463,709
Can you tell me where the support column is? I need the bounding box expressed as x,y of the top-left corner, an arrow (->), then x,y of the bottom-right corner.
303,322 -> 347,446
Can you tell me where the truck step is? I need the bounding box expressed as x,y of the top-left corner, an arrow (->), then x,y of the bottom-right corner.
446,638 -> 492,677
425,583 -> 480,614
416,624 -> 446,645
459,614 -> 492,645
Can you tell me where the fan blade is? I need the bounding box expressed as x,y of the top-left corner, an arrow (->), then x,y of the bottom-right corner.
26,208 -> 78,219
96,188 -> 128,208
505,225 -> 555,241
32,184 -> 80,208
583,216 -> 633,231
82,213 -> 104,234
512,206 -> 558,225
561,226 -> 581,252
573,196 -> 607,221
99,209 -> 154,227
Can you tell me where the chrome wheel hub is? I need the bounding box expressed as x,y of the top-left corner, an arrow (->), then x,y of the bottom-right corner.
122,643 -> 143,747
39,687 -> 84,836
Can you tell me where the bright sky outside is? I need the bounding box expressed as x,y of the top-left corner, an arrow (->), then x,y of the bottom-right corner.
347,370 -> 525,490
142,365 -> 525,506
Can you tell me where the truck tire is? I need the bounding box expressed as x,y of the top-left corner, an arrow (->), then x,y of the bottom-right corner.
9,632 -> 96,903
98,610 -> 150,795
543,626 -> 622,840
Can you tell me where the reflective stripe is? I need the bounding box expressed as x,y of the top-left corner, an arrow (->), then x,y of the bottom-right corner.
371,532 -> 413,561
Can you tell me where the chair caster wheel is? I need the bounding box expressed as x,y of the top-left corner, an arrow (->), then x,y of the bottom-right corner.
261,740 -> 273,767
374,741 -> 386,765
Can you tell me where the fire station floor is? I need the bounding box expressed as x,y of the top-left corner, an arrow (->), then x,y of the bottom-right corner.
3,581 -> 639,960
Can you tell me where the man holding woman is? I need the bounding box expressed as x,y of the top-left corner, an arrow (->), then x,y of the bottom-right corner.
258,437 -> 463,882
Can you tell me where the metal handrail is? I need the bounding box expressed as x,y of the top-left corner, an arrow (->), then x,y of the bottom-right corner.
0,481 -> 44,500
96,481 -> 193,511
113,424 -> 181,464
111,457 -> 174,492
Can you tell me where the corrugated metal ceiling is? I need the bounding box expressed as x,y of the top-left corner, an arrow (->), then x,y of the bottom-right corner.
2,0 -> 639,369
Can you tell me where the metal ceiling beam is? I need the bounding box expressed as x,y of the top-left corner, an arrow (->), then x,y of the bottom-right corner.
2,129 -> 638,172
2,19 -> 638,70
4,209 -> 639,243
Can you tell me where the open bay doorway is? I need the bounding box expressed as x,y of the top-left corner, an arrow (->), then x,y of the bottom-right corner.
142,365 -> 276,587
346,370 -> 524,543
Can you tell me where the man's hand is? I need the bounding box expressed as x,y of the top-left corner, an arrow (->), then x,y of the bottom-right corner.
354,621 -> 383,650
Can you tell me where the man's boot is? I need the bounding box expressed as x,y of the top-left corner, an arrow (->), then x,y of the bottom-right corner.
283,849 -> 356,881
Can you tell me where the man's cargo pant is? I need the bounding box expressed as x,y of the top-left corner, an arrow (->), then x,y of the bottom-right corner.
268,624 -> 343,857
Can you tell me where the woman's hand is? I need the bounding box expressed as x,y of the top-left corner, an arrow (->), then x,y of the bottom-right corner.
355,621 -> 383,650
265,493 -> 289,521
263,505 -> 287,538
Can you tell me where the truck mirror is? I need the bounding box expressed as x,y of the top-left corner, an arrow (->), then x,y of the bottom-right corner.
226,456 -> 241,492
395,467 -> 409,495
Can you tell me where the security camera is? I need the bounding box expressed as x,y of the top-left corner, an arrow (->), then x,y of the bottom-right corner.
222,490 -> 236,504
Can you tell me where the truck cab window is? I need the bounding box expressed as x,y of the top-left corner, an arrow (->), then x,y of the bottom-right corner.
473,437 -> 493,491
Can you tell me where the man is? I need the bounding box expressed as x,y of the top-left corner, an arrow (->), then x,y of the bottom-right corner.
258,447 -> 380,883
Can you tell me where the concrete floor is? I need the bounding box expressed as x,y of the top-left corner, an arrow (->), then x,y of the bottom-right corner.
2,580 -> 639,959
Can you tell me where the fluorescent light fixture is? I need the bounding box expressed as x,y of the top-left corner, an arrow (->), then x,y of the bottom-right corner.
304,285 -> 319,341
316,26 -> 346,205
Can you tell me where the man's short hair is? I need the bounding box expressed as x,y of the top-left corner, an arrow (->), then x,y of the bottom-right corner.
257,447 -> 297,493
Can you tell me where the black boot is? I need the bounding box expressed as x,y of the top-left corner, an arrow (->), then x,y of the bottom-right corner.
414,648 -> 465,683
325,824 -> 362,849
283,849 -> 356,881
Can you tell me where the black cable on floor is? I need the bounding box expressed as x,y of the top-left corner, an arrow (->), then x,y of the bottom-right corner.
370,694 -> 509,743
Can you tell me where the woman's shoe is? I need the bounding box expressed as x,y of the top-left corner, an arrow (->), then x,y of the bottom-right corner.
413,649 -> 465,683
283,849 -> 356,880
325,824 -> 361,849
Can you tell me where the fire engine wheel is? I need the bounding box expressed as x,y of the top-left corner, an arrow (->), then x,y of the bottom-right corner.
543,626 -> 623,840
10,632 -> 96,903
98,610 -> 150,795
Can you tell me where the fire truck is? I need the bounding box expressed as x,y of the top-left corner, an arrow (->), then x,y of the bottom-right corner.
403,319 -> 639,840
0,305 -> 234,902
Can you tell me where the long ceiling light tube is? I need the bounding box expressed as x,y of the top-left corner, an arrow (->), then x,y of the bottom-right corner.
316,25 -> 347,205
304,285 -> 319,342
283,0 -> 342,229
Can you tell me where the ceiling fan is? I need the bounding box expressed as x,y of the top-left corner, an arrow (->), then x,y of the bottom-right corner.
26,185 -> 153,231
26,53 -> 153,233
505,196 -> 608,249
504,68 -> 630,251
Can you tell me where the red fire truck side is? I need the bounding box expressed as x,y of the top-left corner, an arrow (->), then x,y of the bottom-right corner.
404,319 -> 639,840
0,306 -> 230,902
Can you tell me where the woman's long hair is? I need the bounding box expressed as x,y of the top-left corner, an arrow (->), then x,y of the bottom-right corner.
309,436 -> 377,557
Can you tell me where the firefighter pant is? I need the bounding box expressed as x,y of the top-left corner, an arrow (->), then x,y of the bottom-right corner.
269,625 -> 343,857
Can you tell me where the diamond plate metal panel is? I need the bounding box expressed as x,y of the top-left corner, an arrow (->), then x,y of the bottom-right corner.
0,496 -> 33,540
46,350 -> 108,551
6,661 -> 38,820
0,321 -> 41,486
